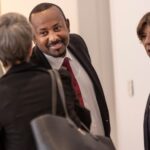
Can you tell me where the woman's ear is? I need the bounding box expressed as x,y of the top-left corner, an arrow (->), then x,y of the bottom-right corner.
33,35 -> 37,44
27,44 -> 33,62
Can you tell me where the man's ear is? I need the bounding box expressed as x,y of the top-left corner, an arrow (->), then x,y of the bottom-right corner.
65,18 -> 70,32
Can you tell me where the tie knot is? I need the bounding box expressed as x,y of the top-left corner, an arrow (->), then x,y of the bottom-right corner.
62,57 -> 70,69
62,57 -> 69,66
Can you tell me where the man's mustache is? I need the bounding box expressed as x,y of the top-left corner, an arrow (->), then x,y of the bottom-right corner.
46,40 -> 62,48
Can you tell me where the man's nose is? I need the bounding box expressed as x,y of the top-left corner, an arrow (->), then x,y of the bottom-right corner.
48,31 -> 58,42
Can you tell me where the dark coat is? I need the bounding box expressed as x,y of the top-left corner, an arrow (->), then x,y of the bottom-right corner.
31,33 -> 111,137
0,62 -> 88,150
144,94 -> 150,150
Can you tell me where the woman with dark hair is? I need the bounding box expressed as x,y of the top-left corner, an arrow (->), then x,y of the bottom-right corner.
137,12 -> 150,150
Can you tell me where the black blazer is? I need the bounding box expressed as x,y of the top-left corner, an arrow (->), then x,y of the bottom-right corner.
144,94 -> 150,150
31,33 -> 110,137
0,62 -> 89,150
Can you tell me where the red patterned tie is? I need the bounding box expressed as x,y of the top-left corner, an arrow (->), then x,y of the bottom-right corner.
62,57 -> 84,107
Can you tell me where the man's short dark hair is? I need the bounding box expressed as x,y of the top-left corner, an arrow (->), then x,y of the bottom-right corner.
29,3 -> 66,22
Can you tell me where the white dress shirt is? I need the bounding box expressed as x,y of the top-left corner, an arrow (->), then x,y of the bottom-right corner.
44,50 -> 104,136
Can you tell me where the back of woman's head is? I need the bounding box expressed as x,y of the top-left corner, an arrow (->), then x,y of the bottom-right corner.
0,12 -> 33,66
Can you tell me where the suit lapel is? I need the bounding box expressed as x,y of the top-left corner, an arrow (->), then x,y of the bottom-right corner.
68,42 -> 99,89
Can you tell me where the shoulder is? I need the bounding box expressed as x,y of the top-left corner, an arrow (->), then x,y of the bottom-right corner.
69,33 -> 91,62
70,33 -> 86,45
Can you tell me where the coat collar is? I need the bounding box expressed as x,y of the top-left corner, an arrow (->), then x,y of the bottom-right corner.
5,62 -> 37,75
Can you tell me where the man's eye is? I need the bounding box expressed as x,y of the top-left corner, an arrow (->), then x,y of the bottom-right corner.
54,25 -> 61,32
39,31 -> 48,36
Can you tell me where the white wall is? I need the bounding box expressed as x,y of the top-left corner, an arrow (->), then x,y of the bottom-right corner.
0,0 -> 79,33
77,0 -> 150,149
109,0 -> 150,149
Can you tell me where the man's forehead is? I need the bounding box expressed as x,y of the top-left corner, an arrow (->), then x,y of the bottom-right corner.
31,6 -> 64,20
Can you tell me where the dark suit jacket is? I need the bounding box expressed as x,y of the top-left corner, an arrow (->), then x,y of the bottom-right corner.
31,33 -> 110,137
144,94 -> 150,150
0,62 -> 88,150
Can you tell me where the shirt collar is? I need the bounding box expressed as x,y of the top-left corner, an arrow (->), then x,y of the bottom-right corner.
44,49 -> 72,69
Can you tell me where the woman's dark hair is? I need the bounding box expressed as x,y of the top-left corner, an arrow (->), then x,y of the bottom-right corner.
137,12 -> 150,41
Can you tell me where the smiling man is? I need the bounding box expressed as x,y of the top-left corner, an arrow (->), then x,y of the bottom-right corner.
29,2 -> 111,137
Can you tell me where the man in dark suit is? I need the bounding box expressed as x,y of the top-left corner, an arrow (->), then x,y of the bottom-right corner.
29,2 -> 110,137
